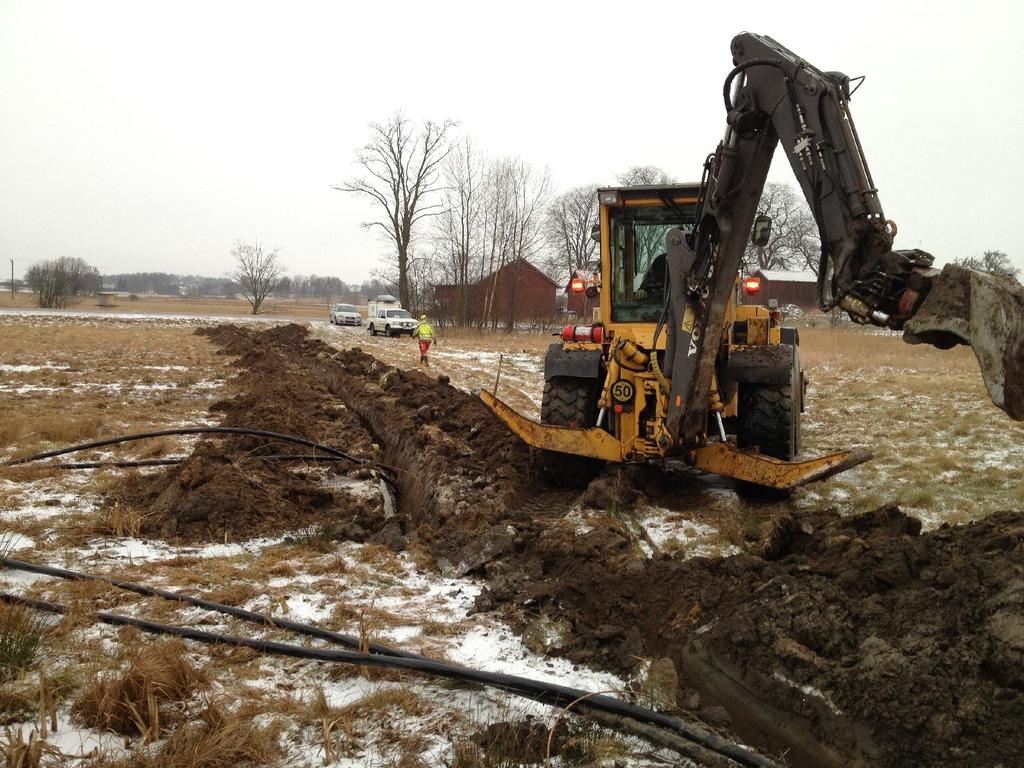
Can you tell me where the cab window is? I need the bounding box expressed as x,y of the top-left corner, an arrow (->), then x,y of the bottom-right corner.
609,203 -> 694,323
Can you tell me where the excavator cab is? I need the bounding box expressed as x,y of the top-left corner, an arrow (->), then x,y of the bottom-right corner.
480,184 -> 870,491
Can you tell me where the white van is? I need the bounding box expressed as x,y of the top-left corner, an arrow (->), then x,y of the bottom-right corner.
366,295 -> 417,337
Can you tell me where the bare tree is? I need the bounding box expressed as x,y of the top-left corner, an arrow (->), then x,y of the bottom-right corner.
432,138 -> 484,326
25,257 -> 99,308
335,112 -> 454,309
545,184 -> 598,281
230,239 -> 284,314
473,158 -> 553,330
742,182 -> 818,274
954,250 -> 1020,280
616,165 -> 672,186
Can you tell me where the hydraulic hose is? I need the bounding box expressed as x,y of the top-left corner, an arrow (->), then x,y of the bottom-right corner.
0,555 -> 422,660
3,427 -> 365,467
721,57 -> 790,112
0,592 -> 778,768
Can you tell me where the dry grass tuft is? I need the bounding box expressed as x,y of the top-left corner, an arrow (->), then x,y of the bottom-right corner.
353,544 -> 405,575
30,414 -> 106,445
0,418 -> 26,445
89,503 -> 151,538
339,687 -> 430,720
88,701 -> 283,768
305,554 -> 349,576
152,701 -> 283,768
0,466 -> 53,485
200,583 -> 259,607
1,725 -> 61,768
0,604 -> 51,683
72,638 -> 209,736
282,526 -> 337,555
139,437 -> 178,458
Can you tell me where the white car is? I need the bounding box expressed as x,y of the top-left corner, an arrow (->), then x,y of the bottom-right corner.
329,303 -> 362,326
368,308 -> 417,337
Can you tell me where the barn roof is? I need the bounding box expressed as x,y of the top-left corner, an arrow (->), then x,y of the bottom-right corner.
756,269 -> 818,283
434,258 -> 558,290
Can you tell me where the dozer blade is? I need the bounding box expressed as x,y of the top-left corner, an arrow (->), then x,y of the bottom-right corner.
482,390 -> 871,489
478,390 -> 624,461
904,264 -> 1024,420
689,442 -> 873,490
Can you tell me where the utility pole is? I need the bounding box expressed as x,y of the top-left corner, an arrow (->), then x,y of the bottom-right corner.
9,259 -> 13,301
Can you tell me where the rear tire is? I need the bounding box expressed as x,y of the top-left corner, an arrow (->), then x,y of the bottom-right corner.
538,376 -> 601,487
735,358 -> 802,500
737,384 -> 798,461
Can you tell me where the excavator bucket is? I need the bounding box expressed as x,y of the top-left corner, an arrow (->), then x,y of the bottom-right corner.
903,264 -> 1024,421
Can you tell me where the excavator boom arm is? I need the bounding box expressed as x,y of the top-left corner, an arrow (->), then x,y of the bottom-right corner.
664,33 -> 1024,445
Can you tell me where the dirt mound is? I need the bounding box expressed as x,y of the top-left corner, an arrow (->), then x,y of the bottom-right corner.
127,444 -> 384,541
479,503 -> 1024,767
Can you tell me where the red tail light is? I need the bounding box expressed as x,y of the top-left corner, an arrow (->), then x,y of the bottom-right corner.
742,277 -> 761,295
569,277 -> 585,294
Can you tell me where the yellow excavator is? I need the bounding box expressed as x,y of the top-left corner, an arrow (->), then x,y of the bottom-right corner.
481,32 -> 1024,492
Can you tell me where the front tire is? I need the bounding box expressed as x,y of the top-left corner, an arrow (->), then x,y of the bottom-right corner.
538,376 -> 602,486
368,324 -> 376,336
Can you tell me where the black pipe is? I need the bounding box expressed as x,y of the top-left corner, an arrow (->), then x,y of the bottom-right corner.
0,592 -> 777,768
39,454 -> 352,470
4,427 -> 365,466
0,555 -> 422,660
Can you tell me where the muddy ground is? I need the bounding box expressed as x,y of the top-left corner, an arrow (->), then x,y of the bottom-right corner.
115,323 -> 1024,767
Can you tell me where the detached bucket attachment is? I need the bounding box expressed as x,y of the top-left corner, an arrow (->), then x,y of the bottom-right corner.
904,264 -> 1024,420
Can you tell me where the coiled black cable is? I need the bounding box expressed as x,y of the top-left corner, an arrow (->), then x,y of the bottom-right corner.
3,426 -> 365,467
0,555 -> 422,660
34,455 -> 352,470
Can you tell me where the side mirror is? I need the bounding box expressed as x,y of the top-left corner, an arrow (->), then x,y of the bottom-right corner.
590,224 -> 601,243
751,214 -> 772,247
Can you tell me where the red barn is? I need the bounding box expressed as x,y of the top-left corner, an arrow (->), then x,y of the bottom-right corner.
434,258 -> 558,326
740,269 -> 818,308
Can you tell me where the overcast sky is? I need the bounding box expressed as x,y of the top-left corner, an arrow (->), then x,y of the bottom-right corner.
2,0 -> 1022,283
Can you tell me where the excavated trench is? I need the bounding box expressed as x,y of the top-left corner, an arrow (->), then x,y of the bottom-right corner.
112,324 -> 1024,767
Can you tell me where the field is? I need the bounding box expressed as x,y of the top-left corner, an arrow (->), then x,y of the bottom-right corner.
1,311 -> 1022,767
